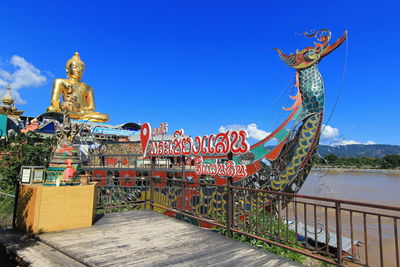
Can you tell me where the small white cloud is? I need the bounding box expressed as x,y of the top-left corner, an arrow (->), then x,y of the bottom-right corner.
319,125 -> 375,145
321,124 -> 339,140
331,140 -> 376,146
219,123 -> 376,146
219,123 -> 270,141
337,139 -> 360,145
44,70 -> 55,77
0,55 -> 47,104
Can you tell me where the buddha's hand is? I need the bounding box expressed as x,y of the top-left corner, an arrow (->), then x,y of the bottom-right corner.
82,106 -> 95,112
47,104 -> 59,112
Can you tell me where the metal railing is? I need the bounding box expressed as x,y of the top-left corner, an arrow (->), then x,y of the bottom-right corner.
91,176 -> 149,211
147,177 -> 399,267
85,144 -> 400,266
90,169 -> 400,267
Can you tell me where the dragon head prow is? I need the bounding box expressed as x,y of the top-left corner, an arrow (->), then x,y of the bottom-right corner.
275,29 -> 347,69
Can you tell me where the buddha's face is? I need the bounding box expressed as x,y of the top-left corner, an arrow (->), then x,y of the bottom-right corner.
67,62 -> 84,80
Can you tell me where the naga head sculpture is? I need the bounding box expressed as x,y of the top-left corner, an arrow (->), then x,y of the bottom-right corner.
275,29 -> 347,69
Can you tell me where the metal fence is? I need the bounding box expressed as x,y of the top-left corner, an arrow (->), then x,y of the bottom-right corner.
92,174 -> 400,267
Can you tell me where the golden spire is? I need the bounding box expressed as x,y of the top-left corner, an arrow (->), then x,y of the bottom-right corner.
66,52 -> 85,72
2,85 -> 14,107
0,85 -> 24,116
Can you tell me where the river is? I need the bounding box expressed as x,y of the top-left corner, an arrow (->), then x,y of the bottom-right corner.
296,171 -> 400,267
301,171 -> 400,206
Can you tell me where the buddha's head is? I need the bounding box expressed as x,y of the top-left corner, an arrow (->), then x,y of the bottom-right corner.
66,52 -> 85,80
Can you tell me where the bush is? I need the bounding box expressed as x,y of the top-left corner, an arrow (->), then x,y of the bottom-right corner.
382,155 -> 400,168
0,188 -> 15,228
0,132 -> 56,190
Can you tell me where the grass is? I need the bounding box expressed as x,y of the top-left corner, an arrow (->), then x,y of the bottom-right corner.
0,188 -> 15,229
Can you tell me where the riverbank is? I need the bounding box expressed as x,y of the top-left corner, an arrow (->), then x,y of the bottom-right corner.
311,166 -> 400,174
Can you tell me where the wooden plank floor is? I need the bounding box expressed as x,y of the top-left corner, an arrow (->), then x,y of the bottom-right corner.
38,210 -> 304,266
0,229 -> 86,266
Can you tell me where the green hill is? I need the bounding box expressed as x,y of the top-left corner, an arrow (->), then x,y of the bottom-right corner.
264,144 -> 400,158
317,144 -> 400,158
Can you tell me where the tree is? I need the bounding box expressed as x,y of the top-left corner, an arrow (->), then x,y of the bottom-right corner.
324,154 -> 338,165
382,155 -> 400,169
0,132 -> 56,190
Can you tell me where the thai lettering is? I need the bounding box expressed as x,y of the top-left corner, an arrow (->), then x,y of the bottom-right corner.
151,123 -> 168,136
149,129 -> 250,157
194,157 -> 247,178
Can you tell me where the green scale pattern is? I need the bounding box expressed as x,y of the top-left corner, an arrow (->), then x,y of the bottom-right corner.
299,64 -> 324,115
266,63 -> 325,192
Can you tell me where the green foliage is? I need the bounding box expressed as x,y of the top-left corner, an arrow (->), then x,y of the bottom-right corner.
382,154 -> 400,168
215,212 -> 310,264
265,144 -> 400,159
0,188 -> 15,228
317,144 -> 400,158
0,132 -> 55,228
316,153 -> 400,169
324,154 -> 338,164
0,132 -> 56,190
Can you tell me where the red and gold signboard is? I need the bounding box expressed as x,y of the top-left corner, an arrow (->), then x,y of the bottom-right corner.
140,123 -> 250,178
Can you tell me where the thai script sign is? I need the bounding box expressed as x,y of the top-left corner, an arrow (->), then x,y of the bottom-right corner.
140,123 -> 249,178
194,157 -> 247,178
148,129 -> 249,157
140,123 -> 249,157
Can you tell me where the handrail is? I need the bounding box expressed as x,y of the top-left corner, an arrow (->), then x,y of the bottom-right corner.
148,177 -> 400,212
0,191 -> 15,198
90,175 -> 400,266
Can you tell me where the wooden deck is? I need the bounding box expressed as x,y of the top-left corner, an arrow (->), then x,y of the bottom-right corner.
34,210 -> 303,266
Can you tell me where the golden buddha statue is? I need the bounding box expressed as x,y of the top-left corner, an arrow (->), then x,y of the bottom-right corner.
46,52 -> 109,122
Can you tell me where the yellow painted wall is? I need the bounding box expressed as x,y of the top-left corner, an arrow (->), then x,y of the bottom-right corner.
16,183 -> 97,234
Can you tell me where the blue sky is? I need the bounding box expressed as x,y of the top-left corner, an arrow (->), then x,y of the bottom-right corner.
0,0 -> 399,145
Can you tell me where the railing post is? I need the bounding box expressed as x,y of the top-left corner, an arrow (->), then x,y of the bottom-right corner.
335,202 -> 342,266
226,152 -> 233,238
144,173 -> 148,211
12,181 -> 20,229
150,157 -> 155,211
180,156 -> 186,217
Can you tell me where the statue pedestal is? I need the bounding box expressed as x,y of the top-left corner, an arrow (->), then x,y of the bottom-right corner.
15,183 -> 97,234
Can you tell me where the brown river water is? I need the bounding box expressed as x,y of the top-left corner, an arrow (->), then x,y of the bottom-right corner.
296,171 -> 400,267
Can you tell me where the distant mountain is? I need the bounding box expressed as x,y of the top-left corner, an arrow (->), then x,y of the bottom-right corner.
263,144 -> 400,158
317,144 -> 400,158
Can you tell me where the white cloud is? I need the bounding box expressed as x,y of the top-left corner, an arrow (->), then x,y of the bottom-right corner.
321,124 -> 339,140
320,124 -> 375,145
333,140 -> 376,146
219,123 -> 271,141
0,55 -> 47,104
336,140 -> 360,145
219,123 -> 376,145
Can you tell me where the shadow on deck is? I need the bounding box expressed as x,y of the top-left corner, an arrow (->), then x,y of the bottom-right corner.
36,210 -> 303,266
